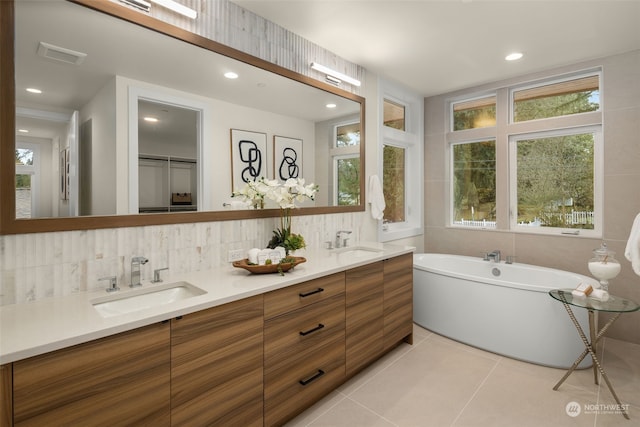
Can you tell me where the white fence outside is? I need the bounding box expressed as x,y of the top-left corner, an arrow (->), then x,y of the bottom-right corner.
454,211 -> 594,228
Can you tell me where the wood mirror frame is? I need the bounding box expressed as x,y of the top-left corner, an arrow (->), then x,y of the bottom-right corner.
0,0 -> 365,235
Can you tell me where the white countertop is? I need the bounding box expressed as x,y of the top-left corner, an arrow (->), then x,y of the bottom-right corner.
0,243 -> 414,364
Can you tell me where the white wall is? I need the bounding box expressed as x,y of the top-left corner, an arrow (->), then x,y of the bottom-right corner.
80,77 -> 117,215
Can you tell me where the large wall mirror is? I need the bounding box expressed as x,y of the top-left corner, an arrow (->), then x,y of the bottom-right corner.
0,0 -> 365,234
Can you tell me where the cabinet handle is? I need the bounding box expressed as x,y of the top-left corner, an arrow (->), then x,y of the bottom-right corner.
299,369 -> 325,386
299,323 -> 325,336
299,287 -> 324,298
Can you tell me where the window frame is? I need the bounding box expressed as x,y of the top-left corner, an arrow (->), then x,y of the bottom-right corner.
509,70 -> 602,124
330,119 -> 361,206
332,153 -> 361,206
446,69 -> 603,237
509,126 -> 603,237
449,138 -> 497,230
15,142 -> 39,219
378,80 -> 423,242
450,94 -> 497,132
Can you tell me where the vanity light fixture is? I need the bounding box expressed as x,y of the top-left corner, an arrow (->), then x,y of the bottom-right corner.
310,62 -> 361,87
149,0 -> 197,19
505,52 -> 524,61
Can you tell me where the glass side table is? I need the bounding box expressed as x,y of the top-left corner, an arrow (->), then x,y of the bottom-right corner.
549,289 -> 640,420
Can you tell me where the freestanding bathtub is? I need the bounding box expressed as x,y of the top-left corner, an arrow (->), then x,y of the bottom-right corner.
413,253 -> 600,368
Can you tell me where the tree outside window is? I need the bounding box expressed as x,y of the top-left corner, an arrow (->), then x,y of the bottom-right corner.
452,141 -> 496,224
383,145 -> 405,223
515,132 -> 594,229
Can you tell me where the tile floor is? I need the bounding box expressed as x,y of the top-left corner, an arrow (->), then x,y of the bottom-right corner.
286,324 -> 640,427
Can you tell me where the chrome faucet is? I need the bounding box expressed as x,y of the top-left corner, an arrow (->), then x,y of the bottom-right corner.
130,256 -> 149,288
152,267 -> 168,283
99,276 -> 119,293
487,250 -> 501,263
335,230 -> 352,248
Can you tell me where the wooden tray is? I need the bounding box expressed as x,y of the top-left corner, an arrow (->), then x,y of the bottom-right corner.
232,256 -> 306,274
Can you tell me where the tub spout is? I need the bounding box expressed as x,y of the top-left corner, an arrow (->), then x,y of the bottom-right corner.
487,250 -> 501,263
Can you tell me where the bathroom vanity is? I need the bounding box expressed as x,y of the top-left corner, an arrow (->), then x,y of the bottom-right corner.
0,245 -> 413,426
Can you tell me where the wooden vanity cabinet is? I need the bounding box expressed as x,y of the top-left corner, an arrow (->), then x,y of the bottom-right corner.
170,295 -> 264,427
12,322 -> 171,426
383,253 -> 414,350
263,272 -> 346,427
3,253 -> 413,426
1,364 -> 11,427
345,261 -> 384,377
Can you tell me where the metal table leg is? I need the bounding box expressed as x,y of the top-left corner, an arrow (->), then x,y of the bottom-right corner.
553,302 -> 628,419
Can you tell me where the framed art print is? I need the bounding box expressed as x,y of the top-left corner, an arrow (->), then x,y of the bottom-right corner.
273,135 -> 302,181
230,129 -> 268,190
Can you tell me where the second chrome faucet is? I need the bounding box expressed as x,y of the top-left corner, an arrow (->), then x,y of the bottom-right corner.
131,256 -> 149,288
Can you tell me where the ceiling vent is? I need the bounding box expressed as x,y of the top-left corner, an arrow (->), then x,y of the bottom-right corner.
37,42 -> 87,65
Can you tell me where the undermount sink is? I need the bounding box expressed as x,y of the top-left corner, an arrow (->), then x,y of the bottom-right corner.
331,245 -> 384,258
92,281 -> 206,318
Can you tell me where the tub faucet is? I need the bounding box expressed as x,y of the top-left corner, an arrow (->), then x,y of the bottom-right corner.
335,230 -> 352,248
131,256 -> 148,288
487,250 -> 501,263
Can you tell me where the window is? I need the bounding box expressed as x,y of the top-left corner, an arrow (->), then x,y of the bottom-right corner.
384,99 -> 405,131
16,147 -> 35,219
448,71 -> 602,236
378,80 -> 423,242
452,140 -> 496,227
512,128 -> 598,231
452,96 -> 496,131
335,155 -> 360,206
336,122 -> 360,147
512,74 -> 599,122
382,144 -> 405,223
332,121 -> 360,205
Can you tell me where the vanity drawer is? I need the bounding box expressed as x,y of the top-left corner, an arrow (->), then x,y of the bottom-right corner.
264,272 -> 345,319
264,293 -> 345,373
264,336 -> 345,427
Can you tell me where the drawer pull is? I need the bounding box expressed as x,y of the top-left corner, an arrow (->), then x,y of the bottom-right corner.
299,369 -> 325,386
299,287 -> 324,298
299,323 -> 325,336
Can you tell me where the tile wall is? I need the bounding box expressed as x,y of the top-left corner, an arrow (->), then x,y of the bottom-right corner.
0,212 -> 366,305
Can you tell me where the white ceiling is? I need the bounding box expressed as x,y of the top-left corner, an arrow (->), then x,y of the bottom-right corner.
233,0 -> 640,97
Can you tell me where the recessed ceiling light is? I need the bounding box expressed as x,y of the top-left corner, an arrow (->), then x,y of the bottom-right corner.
18,129 -> 29,133
326,103 -> 337,109
224,72 -> 238,79
26,88 -> 42,94
505,52 -> 523,61
144,117 -> 159,123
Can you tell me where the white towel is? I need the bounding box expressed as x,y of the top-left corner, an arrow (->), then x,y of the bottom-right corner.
368,175 -> 386,220
625,213 -> 640,276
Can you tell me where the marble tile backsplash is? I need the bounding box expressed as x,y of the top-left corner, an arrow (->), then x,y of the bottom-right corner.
0,212 -> 364,306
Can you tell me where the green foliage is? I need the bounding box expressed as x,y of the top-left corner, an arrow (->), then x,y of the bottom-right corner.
453,105 -> 496,131
452,141 -> 496,221
16,174 -> 31,189
516,133 -> 594,227
337,158 -> 360,206
383,145 -> 405,223
514,91 -> 599,122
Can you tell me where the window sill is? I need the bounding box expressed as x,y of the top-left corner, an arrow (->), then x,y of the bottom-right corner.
380,224 -> 423,242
